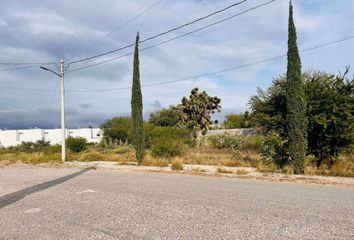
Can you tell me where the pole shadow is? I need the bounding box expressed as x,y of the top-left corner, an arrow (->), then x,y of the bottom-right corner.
0,167 -> 93,209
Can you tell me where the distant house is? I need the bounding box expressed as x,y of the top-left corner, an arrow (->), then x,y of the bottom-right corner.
0,128 -> 102,148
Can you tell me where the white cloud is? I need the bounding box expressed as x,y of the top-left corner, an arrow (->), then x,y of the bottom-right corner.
0,0 -> 353,128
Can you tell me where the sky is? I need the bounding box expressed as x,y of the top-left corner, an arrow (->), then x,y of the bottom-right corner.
0,0 -> 353,129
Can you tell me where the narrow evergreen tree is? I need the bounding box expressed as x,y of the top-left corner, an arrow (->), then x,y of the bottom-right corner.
131,32 -> 145,162
285,1 -> 307,174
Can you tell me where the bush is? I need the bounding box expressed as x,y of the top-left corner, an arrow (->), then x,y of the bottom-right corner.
145,125 -> 191,148
260,132 -> 287,168
151,141 -> 184,158
209,133 -> 264,152
149,106 -> 179,127
42,145 -> 61,154
145,126 -> 190,158
66,137 -> 88,153
101,117 -> 132,143
171,160 -> 183,171
244,135 -> 264,152
208,133 -> 245,150
114,145 -> 134,154
14,140 -> 51,153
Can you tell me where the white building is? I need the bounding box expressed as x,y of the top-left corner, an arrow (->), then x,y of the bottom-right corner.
0,128 -> 102,148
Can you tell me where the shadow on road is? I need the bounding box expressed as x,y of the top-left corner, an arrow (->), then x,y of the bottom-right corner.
0,167 -> 93,209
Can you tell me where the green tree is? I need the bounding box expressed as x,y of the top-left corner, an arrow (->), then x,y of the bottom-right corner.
176,88 -> 221,142
305,69 -> 354,166
285,1 -> 307,174
250,79 -> 287,137
223,114 -> 243,129
149,106 -> 179,127
223,112 -> 252,129
250,70 -> 354,168
131,32 -> 145,162
101,117 -> 132,143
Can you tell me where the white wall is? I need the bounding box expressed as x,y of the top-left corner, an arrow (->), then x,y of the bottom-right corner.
206,128 -> 258,136
0,128 -> 102,148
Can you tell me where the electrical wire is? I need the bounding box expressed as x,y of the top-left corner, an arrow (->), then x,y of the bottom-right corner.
67,0 -> 276,73
67,0 -> 164,62
67,0 -> 250,66
44,78 -> 60,126
66,35 -> 354,93
2,34 -> 353,93
0,62 -> 56,66
0,87 -> 56,92
0,63 -> 57,72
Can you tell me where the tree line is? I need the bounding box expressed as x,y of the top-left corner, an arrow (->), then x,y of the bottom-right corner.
105,1 -> 353,174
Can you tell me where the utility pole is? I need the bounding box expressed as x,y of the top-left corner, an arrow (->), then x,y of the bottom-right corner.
60,59 -> 66,162
40,60 -> 66,162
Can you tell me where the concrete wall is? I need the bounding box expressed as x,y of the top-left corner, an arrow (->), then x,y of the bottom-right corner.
206,128 -> 258,137
0,128 -> 102,148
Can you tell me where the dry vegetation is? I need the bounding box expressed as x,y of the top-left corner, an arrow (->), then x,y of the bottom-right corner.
0,139 -> 353,177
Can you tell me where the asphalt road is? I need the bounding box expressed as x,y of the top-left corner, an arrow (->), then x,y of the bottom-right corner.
0,166 -> 353,240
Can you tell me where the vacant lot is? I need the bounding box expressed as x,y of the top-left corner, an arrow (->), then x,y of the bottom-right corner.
0,166 -> 353,240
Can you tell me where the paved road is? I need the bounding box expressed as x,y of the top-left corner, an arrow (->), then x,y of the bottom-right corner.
0,166 -> 353,240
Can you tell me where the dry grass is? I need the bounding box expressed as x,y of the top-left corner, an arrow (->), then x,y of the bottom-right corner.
1,144 -> 353,178
216,167 -> 233,174
171,159 -> 184,171
305,154 -> 354,177
175,148 -> 262,167
0,152 -> 62,165
192,167 -> 207,173
235,169 -> 248,175
178,148 -> 233,166
141,154 -> 169,167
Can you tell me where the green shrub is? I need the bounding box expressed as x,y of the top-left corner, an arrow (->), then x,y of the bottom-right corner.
114,145 -> 134,154
66,137 -> 88,153
209,133 -> 264,152
101,117 -> 132,143
145,126 -> 190,158
261,132 -> 287,168
145,125 -> 191,148
244,135 -> 264,152
13,140 -> 51,153
208,133 -> 245,150
151,141 -> 184,158
42,145 -> 61,154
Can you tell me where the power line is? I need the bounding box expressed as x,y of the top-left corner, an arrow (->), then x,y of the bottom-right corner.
67,0 -> 276,73
139,0 -> 248,44
66,35 -> 354,93
0,62 -> 56,66
0,63 -> 57,72
44,78 -> 60,126
0,86 -> 56,92
67,0 -> 164,62
68,0 -> 250,66
2,34 -> 353,93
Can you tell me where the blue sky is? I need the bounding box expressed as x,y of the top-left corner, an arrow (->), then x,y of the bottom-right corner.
0,0 -> 353,129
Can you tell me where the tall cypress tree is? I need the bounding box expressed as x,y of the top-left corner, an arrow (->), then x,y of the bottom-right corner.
131,32 -> 145,162
285,1 -> 307,174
